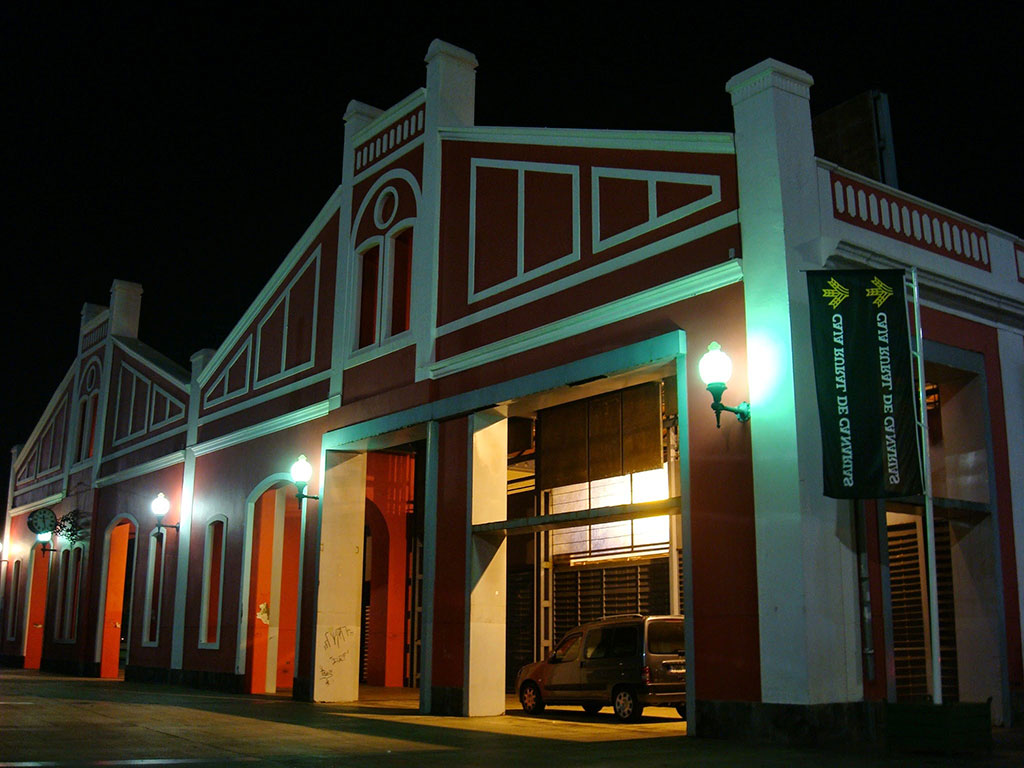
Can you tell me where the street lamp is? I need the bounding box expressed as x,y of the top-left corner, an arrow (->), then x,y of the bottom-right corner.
290,455 -> 319,501
151,492 -> 179,532
36,531 -> 57,552
698,342 -> 751,429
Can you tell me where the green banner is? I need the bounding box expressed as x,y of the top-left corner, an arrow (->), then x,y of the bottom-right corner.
806,269 -> 923,499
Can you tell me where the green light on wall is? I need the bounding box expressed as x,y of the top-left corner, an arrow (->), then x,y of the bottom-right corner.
698,342 -> 751,429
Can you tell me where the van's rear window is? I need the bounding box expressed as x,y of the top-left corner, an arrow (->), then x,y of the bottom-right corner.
647,620 -> 685,654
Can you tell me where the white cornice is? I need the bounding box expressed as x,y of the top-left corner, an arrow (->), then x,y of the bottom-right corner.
192,400 -> 329,457
440,126 -> 735,154
427,259 -> 743,379
94,451 -> 186,488
197,188 -> 344,387
831,243 -> 1024,330
725,59 -> 813,105
7,492 -> 65,517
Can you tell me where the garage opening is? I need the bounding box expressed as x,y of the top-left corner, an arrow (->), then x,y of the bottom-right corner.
502,376 -> 684,694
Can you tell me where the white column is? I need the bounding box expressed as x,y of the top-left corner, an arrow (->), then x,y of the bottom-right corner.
997,327 -> 1024,684
415,40 -> 477,376
313,451 -> 367,702
465,409 -> 507,716
727,60 -> 861,705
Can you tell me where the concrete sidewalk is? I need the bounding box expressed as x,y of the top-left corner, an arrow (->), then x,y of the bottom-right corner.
1,669 -> 1021,767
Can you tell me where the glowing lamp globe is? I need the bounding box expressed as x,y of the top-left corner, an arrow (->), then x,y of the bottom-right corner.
290,455 -> 314,485
36,531 -> 53,543
151,492 -> 171,519
698,342 -> 733,386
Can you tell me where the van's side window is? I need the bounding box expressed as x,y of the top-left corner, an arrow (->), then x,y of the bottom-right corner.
552,632 -> 582,662
586,625 -> 639,659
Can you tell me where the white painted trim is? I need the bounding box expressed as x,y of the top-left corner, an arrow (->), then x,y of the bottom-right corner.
198,369 -> 330,429
436,210 -> 740,338
817,158 -> 1018,240
253,246 -> 322,391
192,400 -> 329,457
428,259 -> 742,379
99,425 -> 187,465
148,382 -> 187,431
94,451 -> 186,488
202,337 -> 253,409
467,158 -> 581,303
11,365 -> 75,476
6,492 -> 65,518
198,188 -> 344,387
352,136 -> 426,186
440,126 -> 736,154
830,243 -> 1024,329
198,515 -> 229,650
111,364 -> 153,447
352,89 -> 426,143
591,167 -> 721,254
112,338 -> 189,391
325,330 -> 687,451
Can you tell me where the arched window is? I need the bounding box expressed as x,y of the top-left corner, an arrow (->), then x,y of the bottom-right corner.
142,531 -> 165,646
199,517 -> 227,648
76,359 -> 102,462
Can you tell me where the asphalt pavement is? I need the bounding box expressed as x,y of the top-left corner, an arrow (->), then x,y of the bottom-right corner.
1,668 -> 1022,767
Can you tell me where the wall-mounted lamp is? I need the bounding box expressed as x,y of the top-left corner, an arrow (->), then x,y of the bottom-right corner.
36,531 -> 57,552
698,342 -> 751,429
290,455 -> 319,501
151,492 -> 179,532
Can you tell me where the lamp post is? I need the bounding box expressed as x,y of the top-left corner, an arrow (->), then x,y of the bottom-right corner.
152,492 -> 179,532
698,342 -> 751,428
290,455 -> 319,501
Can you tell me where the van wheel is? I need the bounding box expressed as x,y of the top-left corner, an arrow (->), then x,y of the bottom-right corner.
520,682 -> 545,715
582,703 -> 603,715
612,687 -> 643,722
675,704 -> 687,719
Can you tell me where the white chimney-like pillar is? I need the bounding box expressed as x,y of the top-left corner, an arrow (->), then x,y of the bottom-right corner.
108,279 -> 143,338
727,60 -> 862,707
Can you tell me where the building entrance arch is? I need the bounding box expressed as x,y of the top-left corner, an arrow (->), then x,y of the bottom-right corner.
96,515 -> 139,678
239,475 -> 302,694
23,543 -> 52,669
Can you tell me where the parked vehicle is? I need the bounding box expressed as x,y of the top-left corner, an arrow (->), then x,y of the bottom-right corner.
515,614 -> 686,722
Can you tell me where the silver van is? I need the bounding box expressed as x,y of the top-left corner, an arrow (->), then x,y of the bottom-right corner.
515,614 -> 686,722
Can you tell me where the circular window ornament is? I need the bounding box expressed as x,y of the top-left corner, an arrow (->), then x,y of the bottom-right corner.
373,186 -> 399,230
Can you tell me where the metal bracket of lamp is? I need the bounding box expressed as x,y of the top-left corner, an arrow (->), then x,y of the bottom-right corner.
698,342 -> 751,428
290,455 -> 320,501
151,492 -> 179,532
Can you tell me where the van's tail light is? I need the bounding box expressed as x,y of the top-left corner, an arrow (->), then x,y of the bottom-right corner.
641,665 -> 651,684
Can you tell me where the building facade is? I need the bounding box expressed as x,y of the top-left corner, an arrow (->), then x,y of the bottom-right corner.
3,42 -> 1023,739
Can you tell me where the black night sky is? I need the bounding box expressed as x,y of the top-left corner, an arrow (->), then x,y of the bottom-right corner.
2,5 -> 1020,503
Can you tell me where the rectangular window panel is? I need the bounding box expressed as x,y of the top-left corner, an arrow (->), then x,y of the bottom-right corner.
145,533 -> 164,644
67,548 -> 82,640
358,246 -> 380,349
390,229 -> 413,336
55,549 -> 70,639
202,520 -> 226,646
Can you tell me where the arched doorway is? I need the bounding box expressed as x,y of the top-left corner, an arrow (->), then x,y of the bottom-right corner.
23,543 -> 52,669
100,518 -> 137,678
245,484 -> 301,694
